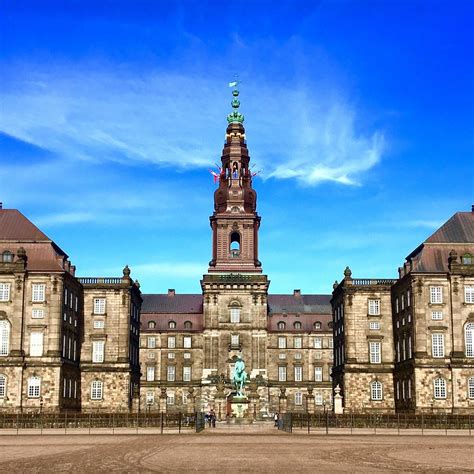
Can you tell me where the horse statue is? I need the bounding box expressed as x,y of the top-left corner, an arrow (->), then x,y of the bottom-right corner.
232,355 -> 248,397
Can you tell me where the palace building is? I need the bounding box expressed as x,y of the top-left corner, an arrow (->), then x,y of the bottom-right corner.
0,87 -> 472,415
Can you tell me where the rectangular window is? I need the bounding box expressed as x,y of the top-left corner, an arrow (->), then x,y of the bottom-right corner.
93,320 -> 105,329
29,332 -> 43,357
147,337 -> 156,349
278,353 -> 286,360
69,292 -> 73,309
32,284 -> 46,302
294,337 -> 302,349
369,321 -> 380,330
147,351 -> 155,359
183,366 -> 191,382
295,392 -> 303,406
0,283 -> 10,301
315,393 -> 323,405
294,366 -> 303,382
167,393 -> 175,405
230,308 -> 240,323
146,366 -> 155,381
231,334 -> 240,347
431,333 -> 445,358
369,341 -> 381,363
167,365 -> 176,382
28,378 -> 41,398
278,366 -> 287,382
328,337 -> 333,349
314,366 -> 323,382
431,310 -> 443,320
401,294 -> 405,311
92,340 -> 105,363
465,286 -> 474,303
32,309 -> 44,319
314,351 -> 322,360
294,352 -> 302,360
407,290 -> 411,307
430,286 -> 443,304
183,336 -> 192,349
90,380 -> 103,400
407,335 -> 412,359
278,337 -> 286,349
182,392 -> 188,404
146,391 -> 154,404
64,288 -> 68,305
368,299 -> 380,316
168,352 -> 175,359
395,297 -> 399,313
314,337 -> 322,349
184,352 -> 191,359
168,336 -> 176,349
94,298 -> 106,314
75,296 -> 78,312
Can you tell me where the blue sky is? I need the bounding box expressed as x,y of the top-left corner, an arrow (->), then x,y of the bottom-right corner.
1,0 -> 473,295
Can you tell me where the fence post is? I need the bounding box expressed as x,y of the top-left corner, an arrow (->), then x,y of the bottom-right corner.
421,412 -> 424,436
179,412 -> 182,434
136,409 -> 139,434
445,413 -> 448,436
65,411 -> 67,435
325,410 -> 328,435
374,414 -> 377,435
160,412 -> 164,434
307,413 -> 310,434
469,414 -> 471,436
112,412 -> 115,435
88,412 -> 91,434
397,413 -> 400,435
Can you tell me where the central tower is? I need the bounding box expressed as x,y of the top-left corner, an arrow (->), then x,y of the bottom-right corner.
208,87 -> 262,273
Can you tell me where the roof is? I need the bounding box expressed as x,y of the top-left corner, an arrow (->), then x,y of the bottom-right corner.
268,294 -> 332,315
0,209 -> 51,241
0,242 -> 69,272
410,245 -> 473,273
142,294 -> 203,313
425,212 -> 474,244
141,312 -> 204,332
268,313 -> 332,332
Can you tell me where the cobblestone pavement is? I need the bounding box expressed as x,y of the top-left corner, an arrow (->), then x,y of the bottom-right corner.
0,426 -> 472,473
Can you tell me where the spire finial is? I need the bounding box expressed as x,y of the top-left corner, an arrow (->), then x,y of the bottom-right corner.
227,78 -> 244,124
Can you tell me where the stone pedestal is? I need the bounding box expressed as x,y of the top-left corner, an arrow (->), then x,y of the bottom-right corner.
159,387 -> 167,414
230,396 -> 250,418
306,388 -> 315,415
279,387 -> 288,414
187,387 -> 196,415
215,396 -> 225,421
334,385 -> 343,415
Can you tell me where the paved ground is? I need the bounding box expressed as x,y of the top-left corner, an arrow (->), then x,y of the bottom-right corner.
0,425 -> 472,472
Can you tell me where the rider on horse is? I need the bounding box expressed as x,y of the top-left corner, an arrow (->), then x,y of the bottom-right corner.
232,355 -> 248,396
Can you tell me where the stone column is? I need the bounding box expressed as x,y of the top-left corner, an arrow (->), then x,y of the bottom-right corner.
334,385 -> 343,414
278,387 -> 287,414
187,387 -> 196,415
306,387 -> 315,415
159,387 -> 167,414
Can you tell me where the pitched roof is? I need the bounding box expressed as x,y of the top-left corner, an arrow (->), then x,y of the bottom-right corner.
0,209 -> 50,241
0,242 -> 68,272
268,294 -> 332,315
142,294 -> 203,313
425,212 -> 474,244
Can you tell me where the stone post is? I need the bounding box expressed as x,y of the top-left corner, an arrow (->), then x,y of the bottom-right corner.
306,387 -> 315,415
132,385 -> 141,413
334,384 -> 343,415
187,387 -> 196,415
159,387 -> 167,414
278,387 -> 287,414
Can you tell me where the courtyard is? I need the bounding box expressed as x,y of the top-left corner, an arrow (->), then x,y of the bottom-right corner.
0,425 -> 472,473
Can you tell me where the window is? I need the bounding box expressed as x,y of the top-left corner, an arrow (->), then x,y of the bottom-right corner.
146,391 -> 154,404
294,352 -> 302,360
434,378 -> 447,399
430,286 -> 443,304
148,321 -> 156,329
431,310 -> 443,320
32,309 -> 44,319
368,299 -> 380,316
146,366 -> 155,381
168,336 -> 176,348
395,297 -> 399,313
0,283 -> 10,301
229,231 -> 240,257
168,352 -> 175,359
184,321 -> 192,329
294,366 -> 303,382
231,334 -> 240,347
230,308 -> 240,323
371,380 -> 383,400
328,337 -> 333,349
184,352 -> 191,359
0,320 -> 10,356
2,251 -> 13,263
465,323 -> 473,357
314,337 -> 322,349
168,321 -> 176,329
167,365 -> 176,382
468,377 -> 474,399
94,298 -> 106,314
295,392 -> 303,406
463,254 -> 472,265
278,337 -> 286,349
92,340 -> 105,363
294,321 -> 302,330
369,321 -> 380,330
278,353 -> 286,360
294,337 -> 302,349
93,320 -> 105,329
147,337 -> 156,349
431,333 -> 445,358
147,352 -> 155,359
167,392 -> 175,405
401,294 -> 405,311
407,290 -> 411,307
408,335 -> 412,359
29,332 -> 43,357
369,341 -> 381,363
314,322 -> 321,329
32,284 -> 45,302
0,375 -> 6,397
28,377 -> 41,398
183,336 -> 192,349
277,321 -> 286,330
183,366 -> 191,382
315,393 -> 323,405
91,380 -> 103,400
278,366 -> 287,382
465,286 -> 474,304
314,367 -> 322,382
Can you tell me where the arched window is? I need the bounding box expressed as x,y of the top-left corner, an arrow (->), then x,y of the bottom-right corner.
314,322 -> 322,330
465,323 -> 473,357
370,380 -> 383,400
468,377 -> 474,399
230,232 -> 240,257
184,321 -> 192,330
433,378 -> 447,399
168,321 -> 176,329
1,251 -> 13,263
91,380 -> 103,400
277,321 -> 286,330
27,376 -> 41,398
0,374 -> 6,398
294,321 -> 302,330
147,321 -> 156,329
0,320 -> 10,356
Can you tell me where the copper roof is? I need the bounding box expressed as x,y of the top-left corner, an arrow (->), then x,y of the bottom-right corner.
0,209 -> 50,241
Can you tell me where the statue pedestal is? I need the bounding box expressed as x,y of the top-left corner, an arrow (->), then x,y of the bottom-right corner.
230,396 -> 249,419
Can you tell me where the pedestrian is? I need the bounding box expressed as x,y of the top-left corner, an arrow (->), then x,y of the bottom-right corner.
210,410 -> 216,428
207,412 -> 212,428
274,412 -> 279,427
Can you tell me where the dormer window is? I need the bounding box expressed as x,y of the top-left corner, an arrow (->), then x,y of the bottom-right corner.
1,251 -> 13,263
294,321 -> 302,330
168,321 -> 176,329
314,322 -> 322,329
463,253 -> 472,265
277,321 -> 286,330
148,321 -> 156,329
184,321 -> 192,330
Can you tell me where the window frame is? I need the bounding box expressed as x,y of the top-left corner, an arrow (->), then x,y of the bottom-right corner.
90,380 -> 103,400
430,286 -> 443,304
368,299 -> 381,316
465,286 -> 474,304
29,331 -> 44,357
32,283 -> 46,303
0,320 -> 10,356
369,341 -> 381,364
0,283 -> 10,302
230,307 -> 241,323
278,366 -> 287,382
370,380 -> 383,401
433,378 -> 447,399
465,323 -> 473,357
92,340 -> 105,363
93,298 -> 106,315
27,376 -> 41,398
431,332 -> 445,358
0,374 -> 6,398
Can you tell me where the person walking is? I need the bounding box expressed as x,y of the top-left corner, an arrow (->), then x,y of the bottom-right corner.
274,412 -> 279,428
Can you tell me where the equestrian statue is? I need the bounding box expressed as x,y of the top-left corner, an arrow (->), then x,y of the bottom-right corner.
232,354 -> 248,397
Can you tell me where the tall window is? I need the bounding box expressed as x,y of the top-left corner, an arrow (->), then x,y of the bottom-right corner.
147,337 -> 156,349
167,392 -> 175,405
167,365 -> 176,382
294,337 -> 302,349
28,377 -> 41,398
91,380 -> 103,400
183,336 -> 192,349
295,392 -> 303,406
29,332 -> 43,357
433,378 -> 447,399
465,323 -> 473,357
369,341 -> 381,363
431,333 -> 445,358
430,286 -> 443,304
92,340 -> 105,363
230,308 -> 240,323
314,337 -> 322,349
465,286 -> 474,303
278,337 -> 286,349
314,366 -> 322,382
371,381 -> 383,400
0,283 -> 10,301
32,284 -> 46,302
468,377 -> 474,399
368,299 -> 381,316
168,336 -> 176,348
183,366 -> 191,382
0,320 -> 10,356
146,366 -> 155,381
94,298 -> 106,314
294,366 -> 303,382
0,375 -> 6,398
278,366 -> 287,382
231,334 -> 240,347
315,393 -> 323,405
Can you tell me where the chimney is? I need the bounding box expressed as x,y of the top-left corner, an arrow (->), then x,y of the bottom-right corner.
293,289 -> 301,297
0,202 -> 2,209
168,289 -> 175,296
471,204 -> 474,213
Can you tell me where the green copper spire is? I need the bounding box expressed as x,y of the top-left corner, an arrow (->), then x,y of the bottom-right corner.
227,84 -> 244,124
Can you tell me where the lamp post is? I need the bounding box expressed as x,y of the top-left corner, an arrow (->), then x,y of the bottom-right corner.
39,396 -> 44,414
323,400 -> 328,435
